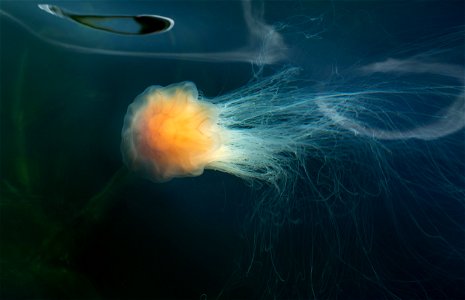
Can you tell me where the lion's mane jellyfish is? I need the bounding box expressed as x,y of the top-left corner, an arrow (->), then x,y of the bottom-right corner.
122,56 -> 464,190
121,68 -> 316,187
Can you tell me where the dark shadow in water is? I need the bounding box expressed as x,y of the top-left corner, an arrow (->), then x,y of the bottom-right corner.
38,4 -> 174,35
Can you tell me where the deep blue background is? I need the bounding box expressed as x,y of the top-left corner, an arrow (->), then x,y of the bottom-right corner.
1,1 -> 464,299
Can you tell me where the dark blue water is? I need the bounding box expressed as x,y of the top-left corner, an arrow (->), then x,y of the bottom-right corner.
1,1 -> 464,299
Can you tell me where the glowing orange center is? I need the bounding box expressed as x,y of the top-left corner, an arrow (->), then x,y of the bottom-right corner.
136,87 -> 220,180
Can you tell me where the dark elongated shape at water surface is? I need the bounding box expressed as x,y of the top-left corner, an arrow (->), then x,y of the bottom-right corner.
38,4 -> 174,35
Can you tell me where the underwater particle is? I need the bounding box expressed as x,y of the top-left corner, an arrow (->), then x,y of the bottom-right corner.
38,4 -> 174,35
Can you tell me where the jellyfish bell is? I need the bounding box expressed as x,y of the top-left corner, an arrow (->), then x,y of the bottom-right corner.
121,82 -> 224,182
